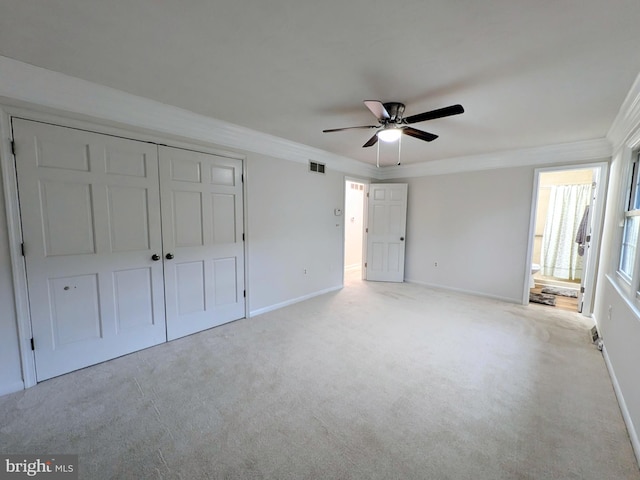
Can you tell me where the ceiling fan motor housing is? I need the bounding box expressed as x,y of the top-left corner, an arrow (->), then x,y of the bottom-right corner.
383,102 -> 405,123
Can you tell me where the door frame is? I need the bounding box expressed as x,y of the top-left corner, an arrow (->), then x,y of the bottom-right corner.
0,105 -> 248,388
342,176 -> 370,285
523,161 -> 609,314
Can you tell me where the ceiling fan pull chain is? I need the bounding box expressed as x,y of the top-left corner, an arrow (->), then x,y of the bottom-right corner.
397,134 -> 402,166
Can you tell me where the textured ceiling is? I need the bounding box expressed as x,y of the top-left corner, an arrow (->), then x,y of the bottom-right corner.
1,0 -> 640,166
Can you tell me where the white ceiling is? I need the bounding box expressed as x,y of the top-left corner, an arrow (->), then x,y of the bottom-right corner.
1,0 -> 640,166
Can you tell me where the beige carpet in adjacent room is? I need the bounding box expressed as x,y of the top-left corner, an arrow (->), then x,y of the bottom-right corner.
1,273 -> 638,479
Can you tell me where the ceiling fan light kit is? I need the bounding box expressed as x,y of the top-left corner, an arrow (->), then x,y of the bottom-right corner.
377,127 -> 403,142
323,100 -> 464,165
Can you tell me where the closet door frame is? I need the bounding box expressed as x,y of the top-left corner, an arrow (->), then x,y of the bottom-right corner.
0,106 -> 248,388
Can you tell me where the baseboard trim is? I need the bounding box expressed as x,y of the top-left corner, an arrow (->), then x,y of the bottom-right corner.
404,279 -> 521,304
601,342 -> 640,468
0,380 -> 24,397
249,285 -> 343,317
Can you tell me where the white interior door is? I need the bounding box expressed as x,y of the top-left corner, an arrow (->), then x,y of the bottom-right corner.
159,146 -> 245,340
578,180 -> 597,313
13,119 -> 166,381
365,183 -> 408,282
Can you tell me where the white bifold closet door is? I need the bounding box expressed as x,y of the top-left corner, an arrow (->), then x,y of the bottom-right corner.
14,119 -> 167,381
159,146 -> 245,341
13,119 -> 246,381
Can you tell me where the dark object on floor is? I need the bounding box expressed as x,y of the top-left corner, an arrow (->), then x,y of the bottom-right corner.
590,325 -> 603,350
530,292 -> 556,306
590,325 -> 600,343
541,286 -> 579,298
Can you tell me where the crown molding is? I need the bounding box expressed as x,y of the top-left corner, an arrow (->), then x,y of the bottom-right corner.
375,138 -> 612,180
608,71 -> 640,150
0,56 -> 617,182
0,56 -> 378,179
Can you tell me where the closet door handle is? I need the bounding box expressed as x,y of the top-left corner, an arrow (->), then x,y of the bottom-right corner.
151,254 -> 160,261
165,253 -> 174,260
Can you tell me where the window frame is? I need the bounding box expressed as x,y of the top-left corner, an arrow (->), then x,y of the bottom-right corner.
618,151 -> 640,291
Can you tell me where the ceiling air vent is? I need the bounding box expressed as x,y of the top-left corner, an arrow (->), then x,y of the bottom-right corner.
309,161 -> 325,174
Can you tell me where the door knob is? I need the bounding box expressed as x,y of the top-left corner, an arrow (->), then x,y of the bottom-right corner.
165,253 -> 174,260
400,237 -> 405,241
151,254 -> 160,261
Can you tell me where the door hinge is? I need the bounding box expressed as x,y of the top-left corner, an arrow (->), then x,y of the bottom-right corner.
366,192 -> 369,198
21,243 -> 25,256
242,233 -> 245,241
580,286 -> 585,293
11,140 -> 16,156
586,235 -> 591,243
30,338 -> 35,351
241,174 -> 244,183
243,290 -> 246,298
365,227 -> 368,233
364,262 -> 367,268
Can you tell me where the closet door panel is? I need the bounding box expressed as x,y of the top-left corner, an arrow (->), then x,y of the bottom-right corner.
13,119 -> 166,381
160,146 -> 245,340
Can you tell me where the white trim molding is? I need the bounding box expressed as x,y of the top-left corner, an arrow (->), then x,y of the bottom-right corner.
0,108 -> 37,388
0,56 -> 616,183
0,380 -> 25,397
249,285 -> 343,317
405,279 -> 521,305
375,138 -> 613,179
0,55 -> 377,179
608,70 -> 640,149
601,342 -> 640,468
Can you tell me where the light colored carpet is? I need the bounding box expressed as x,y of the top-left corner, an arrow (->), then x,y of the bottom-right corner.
1,272 -> 638,479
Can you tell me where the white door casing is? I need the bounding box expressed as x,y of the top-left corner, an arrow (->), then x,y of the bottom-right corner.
160,146 -> 245,340
366,183 -> 408,282
13,119 -> 166,381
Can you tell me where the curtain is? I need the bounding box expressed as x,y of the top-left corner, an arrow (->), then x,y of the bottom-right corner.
540,184 -> 591,280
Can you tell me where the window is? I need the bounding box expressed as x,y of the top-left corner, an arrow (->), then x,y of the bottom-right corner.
619,153 -> 640,283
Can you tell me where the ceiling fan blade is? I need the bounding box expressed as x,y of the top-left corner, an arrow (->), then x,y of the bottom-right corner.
402,127 -> 439,142
322,125 -> 378,133
363,133 -> 379,148
364,100 -> 390,121
403,104 -> 464,124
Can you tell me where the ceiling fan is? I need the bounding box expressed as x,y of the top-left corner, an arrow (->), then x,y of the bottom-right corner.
323,101 -> 464,148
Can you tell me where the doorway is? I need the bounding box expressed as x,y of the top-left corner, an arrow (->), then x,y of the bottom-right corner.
526,164 -> 607,314
344,179 -> 367,281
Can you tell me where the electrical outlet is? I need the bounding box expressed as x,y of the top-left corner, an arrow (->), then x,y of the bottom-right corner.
434,262 -> 438,267
303,268 -> 307,275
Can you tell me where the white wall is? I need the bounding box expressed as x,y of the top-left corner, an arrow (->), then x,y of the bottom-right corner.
394,166 -> 534,302
0,170 -> 22,395
246,154 -> 345,315
597,279 -> 640,452
593,79 -> 640,459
